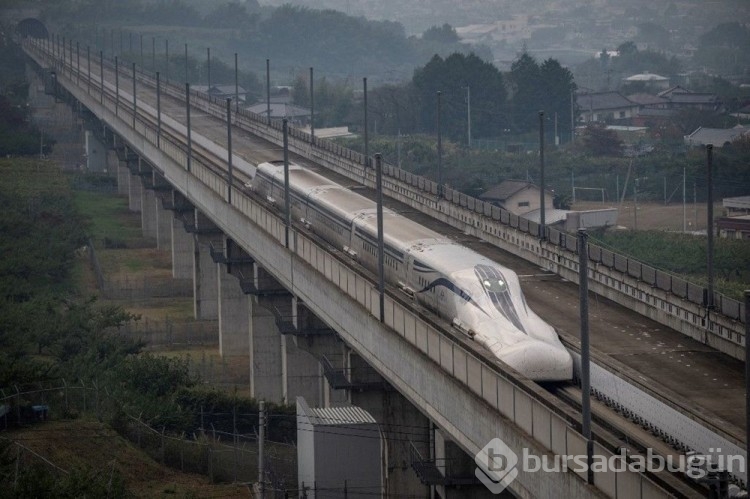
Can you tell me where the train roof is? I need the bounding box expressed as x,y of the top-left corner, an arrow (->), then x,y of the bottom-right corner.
410,240 -> 499,275
354,211 -> 448,250
310,187 -> 381,220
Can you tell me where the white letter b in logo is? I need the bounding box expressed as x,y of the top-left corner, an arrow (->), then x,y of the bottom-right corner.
475,438 -> 519,494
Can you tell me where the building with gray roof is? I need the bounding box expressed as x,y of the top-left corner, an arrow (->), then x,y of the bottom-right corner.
684,125 -> 750,147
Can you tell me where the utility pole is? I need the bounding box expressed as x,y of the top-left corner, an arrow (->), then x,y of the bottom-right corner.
266,59 -> 271,125
707,145 -> 714,309
258,401 -> 265,499
572,170 -> 576,204
115,56 -> 119,115
693,180 -> 698,230
226,98 -> 233,205
184,43 -> 188,84
745,290 -> 750,481
283,119 -> 290,248
570,91 -> 575,143
234,53 -> 239,113
578,229 -> 593,485
364,77 -> 369,167
132,62 -> 136,128
165,39 -> 169,84
539,111 -> 546,239
633,179 -> 638,230
376,154 -> 385,322
186,83 -> 192,172
309,67 -> 315,143
156,72 -> 161,148
437,91 -> 442,194
683,167 -> 687,233
207,47 -> 211,91
99,50 -> 103,105
151,36 -> 155,74
466,85 -> 471,148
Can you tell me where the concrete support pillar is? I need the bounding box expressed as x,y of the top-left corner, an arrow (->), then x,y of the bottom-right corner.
283,336 -> 324,405
128,172 -> 142,212
217,263 -> 250,357
249,296 -> 283,401
156,199 -> 172,250
171,218 -> 193,279
112,153 -> 129,195
140,186 -> 157,240
85,129 -> 107,171
351,367 -> 431,498
193,234 -> 219,320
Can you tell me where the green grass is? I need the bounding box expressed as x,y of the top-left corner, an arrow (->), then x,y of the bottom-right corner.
592,229 -> 750,300
72,189 -> 143,246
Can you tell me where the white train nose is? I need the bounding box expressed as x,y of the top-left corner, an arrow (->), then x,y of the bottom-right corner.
489,340 -> 573,381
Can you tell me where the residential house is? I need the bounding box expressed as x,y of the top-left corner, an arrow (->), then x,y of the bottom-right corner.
718,196 -> 750,240
192,84 -> 250,103
684,125 -> 750,147
246,102 -> 312,126
576,91 -> 640,123
627,93 -> 674,126
478,180 -> 619,229
208,85 -> 249,103
478,180 -> 554,216
658,86 -> 722,112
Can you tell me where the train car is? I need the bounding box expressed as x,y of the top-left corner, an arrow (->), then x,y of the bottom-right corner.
251,161 -> 572,381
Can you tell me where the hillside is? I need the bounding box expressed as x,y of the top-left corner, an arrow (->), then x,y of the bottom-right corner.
6,419 -> 251,498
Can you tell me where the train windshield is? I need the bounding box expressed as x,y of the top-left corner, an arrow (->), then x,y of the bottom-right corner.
474,265 -> 526,334
482,278 -> 507,293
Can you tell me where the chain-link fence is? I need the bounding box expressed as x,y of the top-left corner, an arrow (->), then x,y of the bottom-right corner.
1,382 -> 298,494
117,317 -> 218,349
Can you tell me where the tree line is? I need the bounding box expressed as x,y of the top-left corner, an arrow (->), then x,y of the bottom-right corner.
286,50 -> 576,142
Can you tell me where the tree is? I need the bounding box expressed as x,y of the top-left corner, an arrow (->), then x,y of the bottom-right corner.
581,123 -> 623,156
367,83 -> 420,136
412,53 -> 507,141
422,24 -> 460,44
508,52 -> 542,132
508,53 -> 576,137
540,58 -> 577,142
291,74 -> 354,127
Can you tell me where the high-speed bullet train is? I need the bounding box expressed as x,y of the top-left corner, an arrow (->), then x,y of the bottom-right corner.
251,161 -> 572,381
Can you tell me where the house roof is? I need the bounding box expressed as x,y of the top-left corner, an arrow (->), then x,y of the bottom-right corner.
624,72 -> 669,82
636,108 -> 675,117
667,93 -> 719,105
209,84 -> 248,95
627,93 -> 668,106
479,180 -> 552,202
577,92 -> 637,112
246,102 -> 311,118
723,195 -> 750,210
658,85 -> 691,97
684,125 -> 750,146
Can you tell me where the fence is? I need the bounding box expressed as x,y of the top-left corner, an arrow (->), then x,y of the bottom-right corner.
117,317 -> 218,349
1,382 -> 297,495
